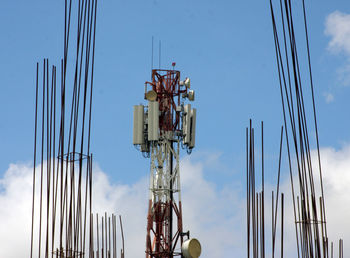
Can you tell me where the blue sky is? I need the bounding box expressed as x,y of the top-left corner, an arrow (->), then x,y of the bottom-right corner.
1,0 -> 349,184
1,1 -> 350,257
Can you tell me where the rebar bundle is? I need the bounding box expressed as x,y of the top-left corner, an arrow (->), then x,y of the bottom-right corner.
30,0 -> 98,257
246,120 -> 285,258
269,0 -> 344,257
91,213 -> 125,258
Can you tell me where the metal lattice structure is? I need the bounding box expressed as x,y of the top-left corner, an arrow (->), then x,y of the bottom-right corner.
133,66 -> 200,258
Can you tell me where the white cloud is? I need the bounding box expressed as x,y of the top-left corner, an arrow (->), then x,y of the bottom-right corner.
0,163 -> 33,258
324,92 -> 335,103
0,146 -> 349,257
85,156 -> 246,257
276,145 -> 350,258
91,167 -> 148,257
180,156 -> 245,257
0,156 -> 245,258
315,145 -> 350,251
325,11 -> 350,88
336,64 -> 350,87
325,11 -> 350,55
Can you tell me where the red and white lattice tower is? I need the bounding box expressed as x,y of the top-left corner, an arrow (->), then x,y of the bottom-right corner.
133,64 -> 201,258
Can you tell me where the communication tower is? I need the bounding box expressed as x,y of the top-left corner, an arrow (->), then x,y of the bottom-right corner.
133,64 -> 201,258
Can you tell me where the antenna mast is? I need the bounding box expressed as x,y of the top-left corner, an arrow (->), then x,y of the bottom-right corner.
133,63 -> 201,258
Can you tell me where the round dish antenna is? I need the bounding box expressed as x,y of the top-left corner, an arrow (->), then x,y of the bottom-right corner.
182,238 -> 201,258
145,90 -> 157,101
